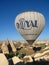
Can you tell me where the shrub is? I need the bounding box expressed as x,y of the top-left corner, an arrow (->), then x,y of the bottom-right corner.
23,43 -> 29,47
18,52 -> 26,59
5,52 -> 15,59
33,47 -> 41,52
15,51 -> 19,56
40,44 -> 46,49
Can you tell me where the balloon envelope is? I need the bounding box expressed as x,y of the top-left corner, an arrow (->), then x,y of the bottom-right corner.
15,11 -> 45,45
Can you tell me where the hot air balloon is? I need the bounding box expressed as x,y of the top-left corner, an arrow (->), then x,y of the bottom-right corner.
15,11 -> 45,45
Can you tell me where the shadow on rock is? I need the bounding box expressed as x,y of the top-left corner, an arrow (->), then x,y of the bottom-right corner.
8,57 -> 49,65
15,62 -> 26,65
26,58 -> 49,65
9,59 -> 14,65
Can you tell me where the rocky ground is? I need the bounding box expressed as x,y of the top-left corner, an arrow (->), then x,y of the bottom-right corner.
0,40 -> 49,65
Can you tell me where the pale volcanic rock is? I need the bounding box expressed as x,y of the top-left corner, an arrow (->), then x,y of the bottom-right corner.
34,53 -> 41,58
10,41 -> 16,52
43,55 -> 49,61
1,42 -> 9,54
34,50 -> 49,58
12,56 -> 23,65
35,55 -> 49,61
0,53 -> 9,65
34,50 -> 49,61
43,46 -> 49,51
23,55 -> 33,63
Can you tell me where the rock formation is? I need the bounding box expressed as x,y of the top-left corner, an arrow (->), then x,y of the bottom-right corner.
1,42 -> 9,54
9,41 -> 16,52
0,53 -> 9,65
1,40 -> 16,54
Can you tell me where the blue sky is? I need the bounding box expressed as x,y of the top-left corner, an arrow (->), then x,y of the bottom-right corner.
0,0 -> 49,41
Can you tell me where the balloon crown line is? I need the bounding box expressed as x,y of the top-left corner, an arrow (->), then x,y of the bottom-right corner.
16,10 -> 45,18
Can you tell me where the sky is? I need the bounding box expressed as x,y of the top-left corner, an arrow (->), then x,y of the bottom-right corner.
0,0 -> 49,41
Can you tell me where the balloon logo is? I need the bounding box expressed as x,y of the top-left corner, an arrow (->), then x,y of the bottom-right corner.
15,11 -> 45,45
